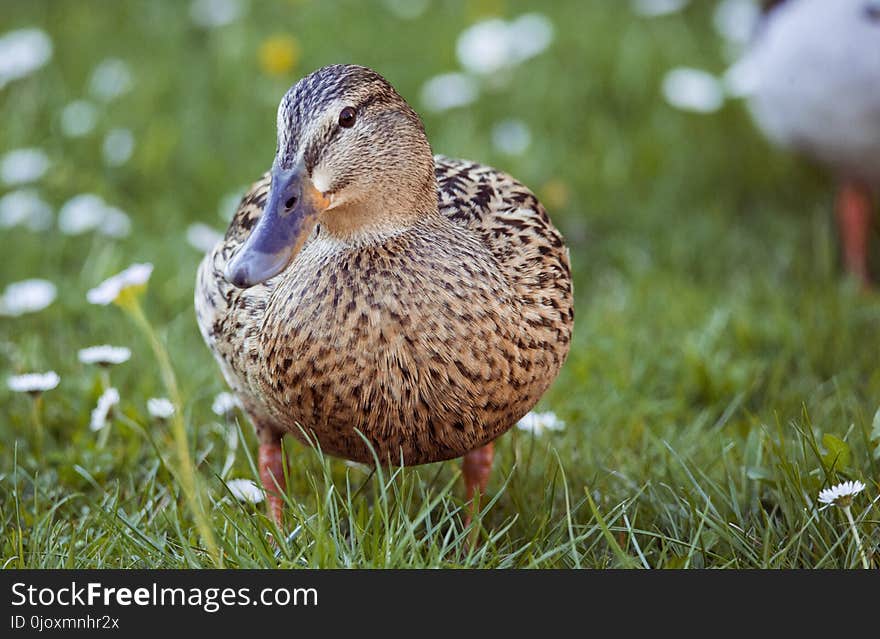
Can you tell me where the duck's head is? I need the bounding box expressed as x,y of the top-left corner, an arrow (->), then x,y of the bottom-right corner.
225,64 -> 436,288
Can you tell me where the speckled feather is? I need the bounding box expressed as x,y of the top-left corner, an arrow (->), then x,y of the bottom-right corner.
195,66 -> 573,466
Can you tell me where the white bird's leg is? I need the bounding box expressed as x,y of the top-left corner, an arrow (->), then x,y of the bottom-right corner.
836,181 -> 874,288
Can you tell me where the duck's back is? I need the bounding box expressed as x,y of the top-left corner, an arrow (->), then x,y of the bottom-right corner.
196,156 -> 573,465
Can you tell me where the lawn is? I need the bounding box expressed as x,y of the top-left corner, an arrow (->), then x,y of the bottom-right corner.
2,0 -> 878,569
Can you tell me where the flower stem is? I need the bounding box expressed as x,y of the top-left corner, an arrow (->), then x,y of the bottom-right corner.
96,417 -> 111,448
126,299 -> 220,565
99,368 -> 111,392
842,505 -> 869,569
30,395 -> 43,456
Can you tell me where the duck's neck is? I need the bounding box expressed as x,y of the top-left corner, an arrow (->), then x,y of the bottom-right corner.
318,183 -> 438,244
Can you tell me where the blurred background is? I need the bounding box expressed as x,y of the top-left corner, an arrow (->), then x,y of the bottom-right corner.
2,0 -> 879,567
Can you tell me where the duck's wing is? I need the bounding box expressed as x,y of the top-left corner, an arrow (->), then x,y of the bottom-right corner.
434,155 -> 574,353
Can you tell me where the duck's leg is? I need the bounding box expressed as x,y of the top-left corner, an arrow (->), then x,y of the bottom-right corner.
836,181 -> 874,288
258,431 -> 287,526
462,442 -> 494,526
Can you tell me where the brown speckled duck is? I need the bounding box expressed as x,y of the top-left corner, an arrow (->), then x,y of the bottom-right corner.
195,64 -> 573,524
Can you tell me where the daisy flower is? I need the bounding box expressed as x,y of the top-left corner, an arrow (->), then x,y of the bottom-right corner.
455,14 -> 554,77
818,480 -> 870,569
631,0 -> 688,18
212,391 -> 242,417
0,189 -> 53,231
190,0 -> 245,29
218,189 -> 247,221
818,480 -> 866,509
77,345 -> 131,366
90,387 -> 119,431
88,58 -> 133,102
491,119 -> 532,156
516,411 -> 565,435
713,0 -> 760,46
421,73 -> 479,113
226,478 -> 264,504
662,67 -> 725,114
102,128 -> 134,167
186,223 -> 223,253
60,100 -> 97,138
8,371 -> 60,395
86,263 -> 153,306
147,397 -> 175,420
0,28 -> 52,89
58,194 -> 131,237
382,0 -> 429,20
58,194 -> 108,235
100,207 -> 132,238
0,148 -> 50,186
0,279 -> 56,316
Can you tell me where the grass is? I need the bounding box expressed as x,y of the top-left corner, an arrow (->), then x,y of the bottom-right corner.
2,0 -> 879,568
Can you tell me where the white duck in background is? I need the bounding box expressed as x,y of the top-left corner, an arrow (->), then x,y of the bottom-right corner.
739,0 -> 880,286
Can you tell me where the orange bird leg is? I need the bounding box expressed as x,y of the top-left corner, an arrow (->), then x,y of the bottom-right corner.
462,442 -> 495,526
258,439 -> 286,526
836,181 -> 874,287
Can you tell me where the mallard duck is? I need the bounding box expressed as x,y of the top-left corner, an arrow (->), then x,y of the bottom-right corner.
195,64 -> 573,524
741,0 -> 880,285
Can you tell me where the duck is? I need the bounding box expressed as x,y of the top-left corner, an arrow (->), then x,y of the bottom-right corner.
738,0 -> 880,286
195,64 -> 574,524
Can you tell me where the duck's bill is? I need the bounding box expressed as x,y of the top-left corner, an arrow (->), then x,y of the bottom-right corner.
224,164 -> 329,288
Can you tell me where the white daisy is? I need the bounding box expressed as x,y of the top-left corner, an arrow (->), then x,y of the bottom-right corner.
100,207 -> 131,238
226,478 -> 264,504
631,0 -> 689,17
218,188 -> 247,221
90,387 -> 119,431
455,13 -> 554,77
58,194 -> 131,237
8,371 -> 60,394
713,0 -> 760,46
88,58 -> 133,102
186,223 -> 223,253
58,194 -> 107,235
77,345 -> 131,366
147,397 -> 175,420
455,19 -> 508,76
0,28 -> 52,89
491,119 -> 532,156
662,67 -> 725,113
818,480 -> 866,508
506,14 -> 555,65
190,0 -> 245,29
86,263 -> 153,305
0,279 -> 56,316
516,410 -> 565,435
212,391 -> 242,417
0,189 -> 53,230
102,128 -> 134,167
420,72 -> 479,113
723,56 -> 760,98
60,100 -> 98,138
1,148 -> 50,186
382,0 -> 429,20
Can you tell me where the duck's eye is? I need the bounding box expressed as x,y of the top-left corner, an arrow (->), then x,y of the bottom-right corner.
338,106 -> 357,128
